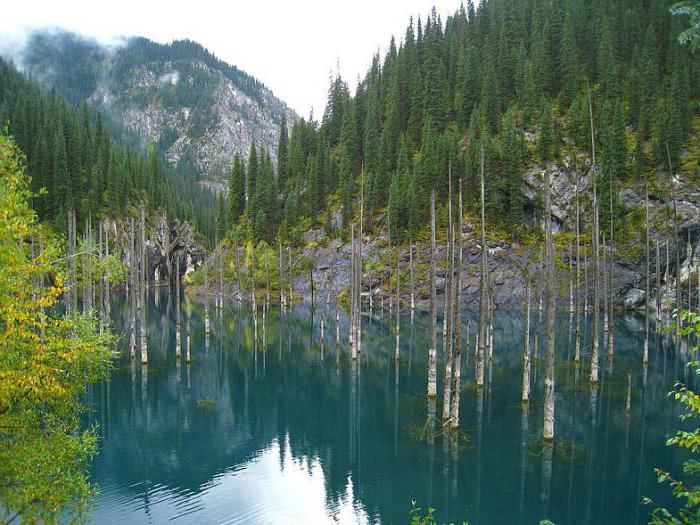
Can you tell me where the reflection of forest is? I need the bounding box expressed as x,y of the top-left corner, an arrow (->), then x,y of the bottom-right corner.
86,291 -> 691,524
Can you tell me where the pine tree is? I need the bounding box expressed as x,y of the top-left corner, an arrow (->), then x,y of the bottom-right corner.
277,114 -> 289,188
247,143 -> 259,206
228,154 -> 246,226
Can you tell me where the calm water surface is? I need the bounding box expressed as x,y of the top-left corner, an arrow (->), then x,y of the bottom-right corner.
84,290 -> 692,524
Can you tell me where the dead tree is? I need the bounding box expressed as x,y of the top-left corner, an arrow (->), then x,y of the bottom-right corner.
522,278 -> 531,404
450,182 -> 464,429
589,86 -> 600,384
574,177 -> 582,362
476,143 -> 486,388
543,168 -> 555,442
442,166 -> 454,422
236,244 -> 243,303
608,168 -> 615,355
427,190 -> 438,398
139,205 -> 148,365
129,217 -> 137,359
644,185 -> 650,364
395,253 -> 400,361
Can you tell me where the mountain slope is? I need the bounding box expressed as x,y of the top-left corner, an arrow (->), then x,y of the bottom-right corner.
0,57 -> 216,239
18,30 -> 298,188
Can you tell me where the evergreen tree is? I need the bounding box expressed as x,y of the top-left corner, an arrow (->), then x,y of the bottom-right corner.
276,114 -> 289,188
228,153 -> 246,225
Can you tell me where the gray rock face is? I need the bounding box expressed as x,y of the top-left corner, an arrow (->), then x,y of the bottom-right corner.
623,288 -> 646,308
18,31 -> 298,190
92,59 -> 297,188
111,211 -> 204,285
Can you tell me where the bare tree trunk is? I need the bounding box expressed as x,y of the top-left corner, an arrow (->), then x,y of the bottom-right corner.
569,241 -> 574,314
357,175 -> 363,357
350,224 -> 357,359
278,242 -> 285,307
204,248 -> 210,337
522,279 -> 531,404
656,239 -> 661,314
288,247 -> 293,307
175,255 -> 181,359
410,240 -> 415,320
688,233 -> 693,312
129,217 -> 137,359
476,143 -> 486,389
395,253 -> 400,361
266,249 -> 270,310
584,248 -> 589,313
608,161 -> 615,356
139,205 -> 148,365
219,245 -> 224,309
251,247 -> 257,314
575,179 -> 581,362
186,297 -> 191,363
668,144 -> 681,323
543,168 -> 555,442
644,185 -> 650,365
442,166 -> 454,422
589,86 -> 600,384
427,190 -> 438,398
235,244 -> 242,303
602,236 -> 608,336
450,182 -> 463,429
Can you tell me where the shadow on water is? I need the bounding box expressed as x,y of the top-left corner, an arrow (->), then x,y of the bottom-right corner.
84,290 -> 693,524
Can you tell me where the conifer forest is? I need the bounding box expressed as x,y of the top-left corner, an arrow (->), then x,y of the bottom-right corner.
1,0 -> 700,523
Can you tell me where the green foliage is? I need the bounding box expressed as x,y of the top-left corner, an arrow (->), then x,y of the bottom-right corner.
220,0 -> 698,246
671,2 -> 700,52
409,501 -> 469,525
0,131 -> 114,523
647,311 -> 700,523
0,58 -> 217,242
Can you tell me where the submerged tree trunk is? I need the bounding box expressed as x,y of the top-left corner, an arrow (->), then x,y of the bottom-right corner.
175,255 -> 181,359
644,185 -> 650,364
543,168 -> 555,442
427,190 -> 437,398
236,245 -> 243,303
410,240 -> 415,316
656,239 -> 661,315
450,183 -> 463,429
476,143 -> 486,389
278,243 -> 285,308
575,178 -> 582,362
350,223 -> 357,359
522,279 -> 531,404
608,162 -> 615,355
129,217 -> 137,359
589,88 -> 600,384
139,206 -> 148,365
395,253 -> 400,361
442,168 -> 454,422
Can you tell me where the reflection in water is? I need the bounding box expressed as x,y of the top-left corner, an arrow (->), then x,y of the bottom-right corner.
85,292 -> 691,524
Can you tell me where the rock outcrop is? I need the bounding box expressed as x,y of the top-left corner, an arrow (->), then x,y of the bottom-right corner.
109,211 -> 204,286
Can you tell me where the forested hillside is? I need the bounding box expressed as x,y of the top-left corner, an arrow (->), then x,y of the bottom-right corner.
221,0 -> 698,245
0,59 -> 216,237
16,30 -> 297,189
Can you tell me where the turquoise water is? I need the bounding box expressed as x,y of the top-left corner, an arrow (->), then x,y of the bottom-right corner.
84,289 -> 691,524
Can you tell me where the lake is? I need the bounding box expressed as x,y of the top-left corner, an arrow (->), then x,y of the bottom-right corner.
84,289 -> 692,524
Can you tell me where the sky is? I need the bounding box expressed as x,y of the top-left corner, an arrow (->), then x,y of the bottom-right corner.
1,0 -> 464,117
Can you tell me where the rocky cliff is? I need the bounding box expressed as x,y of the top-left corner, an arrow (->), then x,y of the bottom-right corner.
108,211 -> 205,285
192,155 -> 700,313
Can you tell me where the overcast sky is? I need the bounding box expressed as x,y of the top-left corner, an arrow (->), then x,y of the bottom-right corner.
1,0 -> 463,116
